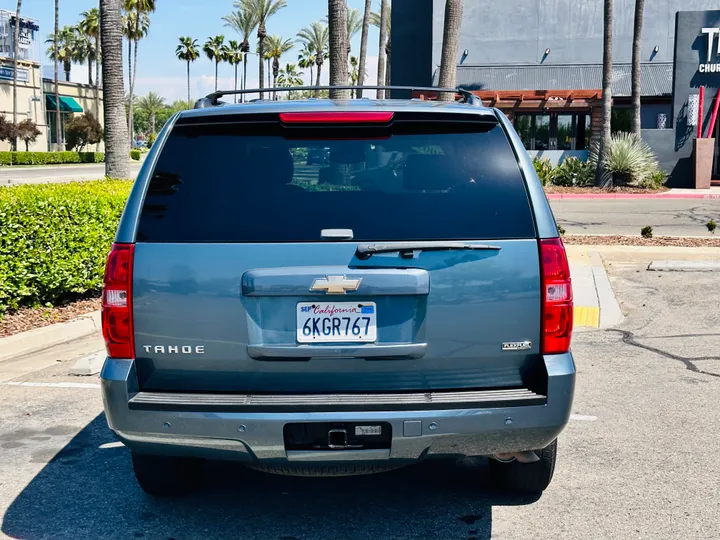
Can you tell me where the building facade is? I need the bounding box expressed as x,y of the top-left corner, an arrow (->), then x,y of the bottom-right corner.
391,0 -> 720,186
0,9 -> 104,152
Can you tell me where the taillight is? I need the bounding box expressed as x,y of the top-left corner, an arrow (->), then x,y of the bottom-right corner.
102,243 -> 135,359
279,111 -> 395,124
540,238 -> 573,354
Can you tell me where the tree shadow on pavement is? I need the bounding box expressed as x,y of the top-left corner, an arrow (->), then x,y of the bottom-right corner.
2,414 -> 540,540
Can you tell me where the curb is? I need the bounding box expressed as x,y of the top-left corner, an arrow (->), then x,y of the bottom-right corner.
547,192 -> 720,200
588,252 -> 624,328
0,311 -> 101,363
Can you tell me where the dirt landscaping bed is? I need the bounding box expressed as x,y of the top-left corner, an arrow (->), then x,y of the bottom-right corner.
544,185 -> 670,194
563,234 -> 720,247
0,297 -> 101,338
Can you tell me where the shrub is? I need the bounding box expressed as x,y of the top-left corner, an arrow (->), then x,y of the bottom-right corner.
641,225 -> 653,238
146,132 -> 157,147
130,149 -> 141,161
65,112 -> 103,151
707,219 -> 717,234
551,157 -> 595,187
557,224 -> 566,236
590,132 -> 658,186
0,151 -> 104,165
533,157 -> 554,186
0,180 -> 132,317
637,169 -> 666,190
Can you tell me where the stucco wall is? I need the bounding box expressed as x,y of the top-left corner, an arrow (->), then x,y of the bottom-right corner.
43,79 -> 105,152
0,61 -> 47,152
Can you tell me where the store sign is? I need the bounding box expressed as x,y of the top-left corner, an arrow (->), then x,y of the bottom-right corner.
0,65 -> 29,82
9,17 -> 39,50
700,28 -> 720,72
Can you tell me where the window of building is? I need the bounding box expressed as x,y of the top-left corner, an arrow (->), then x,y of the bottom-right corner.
514,112 -> 590,151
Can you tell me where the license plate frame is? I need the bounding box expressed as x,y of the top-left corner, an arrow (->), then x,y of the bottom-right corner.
296,302 -> 377,344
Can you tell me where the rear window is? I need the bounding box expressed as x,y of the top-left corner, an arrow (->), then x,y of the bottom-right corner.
136,115 -> 535,243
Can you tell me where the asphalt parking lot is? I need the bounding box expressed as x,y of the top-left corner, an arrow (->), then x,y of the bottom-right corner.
1,255 -> 719,539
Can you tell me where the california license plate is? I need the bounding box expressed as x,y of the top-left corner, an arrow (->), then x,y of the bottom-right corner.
296,302 -> 377,343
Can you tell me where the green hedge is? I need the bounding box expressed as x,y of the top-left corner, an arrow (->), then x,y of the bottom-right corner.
0,180 -> 133,317
0,151 -> 105,165
130,149 -> 141,161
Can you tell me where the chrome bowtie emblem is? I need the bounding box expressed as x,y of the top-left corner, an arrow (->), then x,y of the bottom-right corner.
310,275 -> 362,294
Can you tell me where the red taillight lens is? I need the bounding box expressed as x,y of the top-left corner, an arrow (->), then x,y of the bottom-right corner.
279,111 -> 395,124
102,243 -> 135,359
540,238 -> 573,354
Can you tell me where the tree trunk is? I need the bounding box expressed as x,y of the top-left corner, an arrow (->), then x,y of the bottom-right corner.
355,0 -> 371,98
12,0 -> 21,152
437,0 -> 463,101
127,37 -> 132,138
151,112 -> 155,134
258,25 -> 266,100
385,41 -> 391,87
214,60 -> 218,92
310,64 -> 314,88
88,59 -> 93,86
631,0 -> 644,137
65,63 -> 71,81
234,63 -> 238,103
100,0 -> 130,178
376,0 -> 388,99
187,60 -> 191,106
267,58 -> 272,89
95,7 -> 101,123
315,61 -> 322,97
54,0 -> 63,150
328,0 -> 349,99
595,0 -> 613,187
242,54 -> 248,103
129,37 -> 139,145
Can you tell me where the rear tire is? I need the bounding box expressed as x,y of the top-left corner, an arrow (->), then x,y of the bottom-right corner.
131,452 -> 202,497
488,439 -> 557,494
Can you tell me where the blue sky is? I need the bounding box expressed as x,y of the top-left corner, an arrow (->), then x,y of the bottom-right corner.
25,0 -> 383,102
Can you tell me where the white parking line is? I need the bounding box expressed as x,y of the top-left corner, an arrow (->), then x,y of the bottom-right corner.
2,381 -> 101,389
570,414 -> 598,421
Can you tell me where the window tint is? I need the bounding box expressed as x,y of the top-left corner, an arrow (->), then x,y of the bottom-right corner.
136,119 -> 535,243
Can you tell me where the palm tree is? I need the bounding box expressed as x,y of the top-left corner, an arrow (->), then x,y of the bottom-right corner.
100,0 -> 130,178
176,37 -> 199,106
240,0 -> 287,100
136,91 -> 165,134
328,0 -> 349,99
356,0 -> 371,98
297,43 -> 316,86
124,0 -> 155,145
631,0 -> 645,137
224,40 -> 244,102
222,7 -> 257,103
264,34 -> 293,100
437,0 -> 463,102
375,0 -> 388,98
297,22 -> 328,97
46,26 -> 77,81
12,0 -> 21,151
595,0 -> 613,186
277,63 -> 304,87
53,0 -> 61,150
72,30 -> 96,85
79,8 -> 101,120
349,55 -> 361,85
204,35 -> 227,92
370,9 -> 391,89
324,7 -> 362,57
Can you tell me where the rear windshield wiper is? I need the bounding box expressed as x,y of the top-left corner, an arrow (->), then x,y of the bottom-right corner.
356,242 -> 501,260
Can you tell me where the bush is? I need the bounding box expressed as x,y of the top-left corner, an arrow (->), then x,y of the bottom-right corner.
707,219 -> 717,234
146,132 -> 156,147
0,151 -> 104,165
0,180 -> 132,317
637,169 -> 666,190
641,225 -> 653,238
590,132 -> 658,186
533,157 -> 554,186
65,112 -> 103,151
551,157 -> 595,187
130,149 -> 141,161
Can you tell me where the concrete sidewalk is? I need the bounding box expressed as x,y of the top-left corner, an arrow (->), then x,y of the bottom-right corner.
568,247 -> 624,329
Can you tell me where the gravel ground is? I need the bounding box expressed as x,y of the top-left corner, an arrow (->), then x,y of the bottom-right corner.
0,298 -> 100,338
544,185 -> 668,194
563,234 -> 720,247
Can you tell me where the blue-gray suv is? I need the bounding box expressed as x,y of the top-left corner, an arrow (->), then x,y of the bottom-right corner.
100,86 -> 575,497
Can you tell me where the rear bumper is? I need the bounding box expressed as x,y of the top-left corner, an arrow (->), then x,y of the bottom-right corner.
101,354 -> 575,463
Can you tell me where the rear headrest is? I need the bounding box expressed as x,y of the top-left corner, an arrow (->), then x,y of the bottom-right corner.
403,154 -> 461,191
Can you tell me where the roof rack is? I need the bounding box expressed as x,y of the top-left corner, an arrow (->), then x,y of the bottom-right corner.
193,85 -> 482,109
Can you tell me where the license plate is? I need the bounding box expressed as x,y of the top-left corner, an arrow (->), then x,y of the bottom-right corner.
296,302 -> 377,343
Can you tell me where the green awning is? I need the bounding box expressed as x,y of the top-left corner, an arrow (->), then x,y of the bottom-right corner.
45,94 -> 83,113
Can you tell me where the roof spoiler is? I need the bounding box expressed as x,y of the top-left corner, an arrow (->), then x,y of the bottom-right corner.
193,86 -> 482,109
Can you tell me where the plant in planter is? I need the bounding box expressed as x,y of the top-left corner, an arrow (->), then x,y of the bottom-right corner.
550,157 -> 594,187
590,132 -> 658,187
533,157 -> 554,186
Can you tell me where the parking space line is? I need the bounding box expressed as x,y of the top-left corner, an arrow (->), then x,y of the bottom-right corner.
2,381 -> 101,389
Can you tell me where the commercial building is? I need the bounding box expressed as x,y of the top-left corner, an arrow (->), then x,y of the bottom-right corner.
0,9 -> 103,152
392,0 -> 720,187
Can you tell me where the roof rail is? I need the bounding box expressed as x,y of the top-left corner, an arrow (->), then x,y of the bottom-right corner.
193,86 -> 482,109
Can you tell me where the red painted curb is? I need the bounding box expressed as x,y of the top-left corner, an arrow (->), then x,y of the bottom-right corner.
546,193 -> 720,200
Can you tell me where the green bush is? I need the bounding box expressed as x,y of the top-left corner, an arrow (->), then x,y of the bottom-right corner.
130,149 -> 141,161
0,151 -> 105,166
637,169 -> 666,190
551,157 -> 595,187
0,180 -> 132,317
590,132 -> 658,186
641,225 -> 653,238
533,157 -> 554,186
